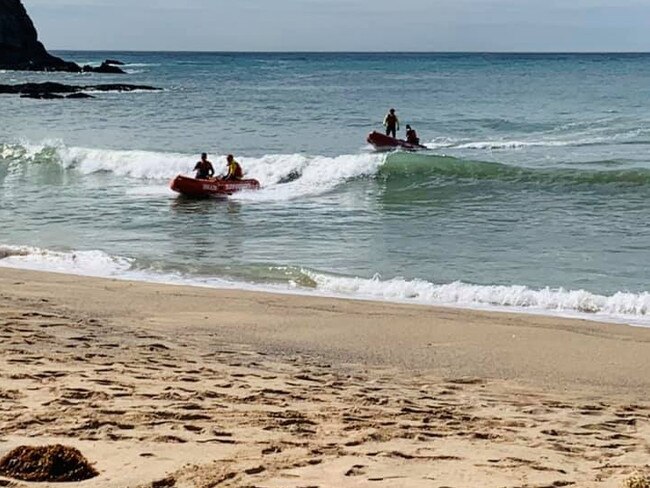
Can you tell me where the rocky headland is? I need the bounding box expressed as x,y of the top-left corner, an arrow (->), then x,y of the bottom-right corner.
0,0 -> 125,73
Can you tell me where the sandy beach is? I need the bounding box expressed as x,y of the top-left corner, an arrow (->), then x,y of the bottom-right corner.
3,3 -> 650,487
0,267 -> 649,488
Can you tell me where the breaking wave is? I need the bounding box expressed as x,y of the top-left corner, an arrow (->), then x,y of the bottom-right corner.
305,272 -> 650,322
0,141 -> 385,200
0,244 -> 648,325
3,141 -> 650,205
0,245 -> 133,276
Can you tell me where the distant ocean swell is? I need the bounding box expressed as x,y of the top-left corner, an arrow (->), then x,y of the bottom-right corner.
426,122 -> 650,149
3,142 -> 650,199
0,245 -> 648,325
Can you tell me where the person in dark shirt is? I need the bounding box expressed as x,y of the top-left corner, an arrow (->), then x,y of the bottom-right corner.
383,108 -> 399,138
194,153 -> 215,179
405,125 -> 420,145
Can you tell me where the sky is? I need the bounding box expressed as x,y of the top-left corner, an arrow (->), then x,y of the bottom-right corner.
24,0 -> 650,52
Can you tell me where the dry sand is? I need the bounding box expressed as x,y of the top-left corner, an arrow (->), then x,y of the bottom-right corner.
0,267 -> 649,487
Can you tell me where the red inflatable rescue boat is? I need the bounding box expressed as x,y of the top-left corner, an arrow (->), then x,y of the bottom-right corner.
170,175 -> 261,197
367,131 -> 427,151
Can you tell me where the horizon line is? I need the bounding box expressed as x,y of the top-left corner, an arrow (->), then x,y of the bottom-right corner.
49,49 -> 650,55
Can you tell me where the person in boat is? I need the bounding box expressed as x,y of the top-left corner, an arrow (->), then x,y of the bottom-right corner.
222,154 -> 243,181
383,108 -> 399,138
405,125 -> 420,145
194,153 -> 215,180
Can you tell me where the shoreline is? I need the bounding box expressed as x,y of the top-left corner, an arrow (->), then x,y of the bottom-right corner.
1,267 -> 649,487
2,267 -> 650,395
1,249 -> 648,330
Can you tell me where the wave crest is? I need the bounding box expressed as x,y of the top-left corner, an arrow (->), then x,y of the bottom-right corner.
305,271 -> 650,319
0,244 -> 648,324
383,152 -> 650,186
0,141 -> 386,200
4,141 -> 650,200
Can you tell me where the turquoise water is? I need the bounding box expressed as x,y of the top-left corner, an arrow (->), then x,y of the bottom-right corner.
1,52 -> 649,322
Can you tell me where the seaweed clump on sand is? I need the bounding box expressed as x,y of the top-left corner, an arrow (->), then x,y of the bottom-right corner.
0,445 -> 98,482
625,474 -> 650,488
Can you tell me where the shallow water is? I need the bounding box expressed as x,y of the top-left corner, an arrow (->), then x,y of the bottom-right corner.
1,52 -> 649,323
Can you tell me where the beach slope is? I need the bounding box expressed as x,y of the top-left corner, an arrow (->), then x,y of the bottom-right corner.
0,268 -> 648,487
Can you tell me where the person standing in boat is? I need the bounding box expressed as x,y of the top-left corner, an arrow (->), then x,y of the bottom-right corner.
194,153 -> 215,179
383,108 -> 400,138
223,154 -> 243,181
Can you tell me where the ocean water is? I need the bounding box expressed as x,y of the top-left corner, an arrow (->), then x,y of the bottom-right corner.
1,52 -> 649,324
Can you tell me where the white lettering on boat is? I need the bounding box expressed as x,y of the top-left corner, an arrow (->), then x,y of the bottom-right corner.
201,183 -> 254,192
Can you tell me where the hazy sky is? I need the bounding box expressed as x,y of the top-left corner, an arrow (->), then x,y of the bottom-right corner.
25,0 -> 650,52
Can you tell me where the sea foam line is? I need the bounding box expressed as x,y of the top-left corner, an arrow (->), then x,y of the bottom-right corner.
0,244 -> 648,327
305,271 -> 650,323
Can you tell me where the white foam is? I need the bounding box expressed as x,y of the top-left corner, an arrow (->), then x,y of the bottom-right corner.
125,186 -> 175,197
233,153 -> 384,201
13,142 -> 386,201
60,146 -> 190,179
456,140 -> 572,149
431,139 -> 604,150
1,244 -> 648,327
0,244 -> 268,293
122,63 -> 160,68
0,245 -> 132,277
424,133 -> 646,150
424,137 -> 460,149
304,271 -> 650,325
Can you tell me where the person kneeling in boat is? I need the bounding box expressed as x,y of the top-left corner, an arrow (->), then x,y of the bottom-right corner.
405,125 -> 420,145
222,154 -> 243,181
194,153 -> 215,180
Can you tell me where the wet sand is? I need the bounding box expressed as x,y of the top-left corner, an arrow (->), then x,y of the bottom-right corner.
0,268 -> 649,487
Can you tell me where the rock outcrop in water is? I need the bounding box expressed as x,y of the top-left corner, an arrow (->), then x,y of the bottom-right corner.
0,81 -> 161,99
84,60 -> 125,74
0,0 -> 125,73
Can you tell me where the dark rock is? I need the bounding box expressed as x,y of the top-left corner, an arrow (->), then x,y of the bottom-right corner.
0,2 -> 127,74
66,92 -> 94,99
0,82 -> 78,94
85,83 -> 158,92
0,81 -> 160,99
0,0 -> 81,72
0,82 -> 160,95
82,61 -> 126,74
96,61 -> 126,74
20,92 -> 64,99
